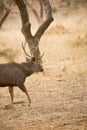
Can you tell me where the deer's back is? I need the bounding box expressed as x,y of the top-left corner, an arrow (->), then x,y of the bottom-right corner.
0,63 -> 26,87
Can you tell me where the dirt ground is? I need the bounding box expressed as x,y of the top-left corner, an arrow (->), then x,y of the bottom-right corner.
0,3 -> 87,130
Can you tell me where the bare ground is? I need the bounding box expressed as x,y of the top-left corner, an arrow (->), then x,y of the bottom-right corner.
0,4 -> 87,130
0,59 -> 87,130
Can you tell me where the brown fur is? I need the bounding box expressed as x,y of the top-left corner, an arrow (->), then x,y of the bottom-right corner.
0,58 -> 43,107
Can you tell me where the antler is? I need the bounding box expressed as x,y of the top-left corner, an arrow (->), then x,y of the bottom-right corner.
22,41 -> 32,58
22,40 -> 44,61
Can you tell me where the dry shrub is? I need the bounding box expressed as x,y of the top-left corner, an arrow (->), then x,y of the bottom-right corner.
0,43 -> 17,62
76,33 -> 87,46
45,24 -> 70,35
65,32 -> 87,48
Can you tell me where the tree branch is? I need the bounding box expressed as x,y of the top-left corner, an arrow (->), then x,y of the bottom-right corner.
34,17 -> 53,39
14,0 -> 29,26
0,2 -> 11,29
34,0 -> 54,40
14,0 -> 32,37
39,0 -> 43,20
25,0 -> 42,23
0,9 -> 10,28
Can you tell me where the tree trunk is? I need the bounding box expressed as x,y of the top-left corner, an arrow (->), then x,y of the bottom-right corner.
14,0 -> 53,64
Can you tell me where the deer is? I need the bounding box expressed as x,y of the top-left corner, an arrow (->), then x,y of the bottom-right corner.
0,42 -> 43,108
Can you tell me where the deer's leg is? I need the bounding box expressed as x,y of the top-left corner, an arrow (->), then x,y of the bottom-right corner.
19,84 -> 31,106
8,86 -> 14,108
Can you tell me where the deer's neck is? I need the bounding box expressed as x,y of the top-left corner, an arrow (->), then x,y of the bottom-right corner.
20,62 -> 35,77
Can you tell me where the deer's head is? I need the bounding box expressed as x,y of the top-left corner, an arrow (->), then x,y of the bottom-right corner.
22,41 -> 44,73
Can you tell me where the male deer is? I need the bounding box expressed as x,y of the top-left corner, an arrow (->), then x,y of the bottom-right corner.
0,42 -> 43,108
